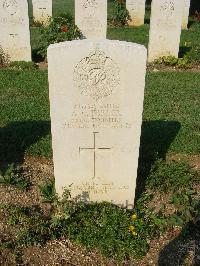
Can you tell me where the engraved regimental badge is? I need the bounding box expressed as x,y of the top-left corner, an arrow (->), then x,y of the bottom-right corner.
83,0 -> 98,9
74,49 -> 120,101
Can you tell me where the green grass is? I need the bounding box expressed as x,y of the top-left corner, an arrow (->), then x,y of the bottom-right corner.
0,70 -> 199,163
53,0 -> 74,17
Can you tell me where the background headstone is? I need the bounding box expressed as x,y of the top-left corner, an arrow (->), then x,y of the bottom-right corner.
75,0 -> 107,39
48,40 -> 147,207
32,0 -> 52,25
0,0 -> 31,62
182,0 -> 191,29
148,0 -> 183,62
126,0 -> 146,26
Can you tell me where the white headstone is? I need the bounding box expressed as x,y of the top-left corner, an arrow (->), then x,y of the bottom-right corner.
75,0 -> 107,39
0,0 -> 31,61
48,40 -> 147,207
182,0 -> 190,29
32,0 -> 52,25
126,0 -> 146,26
148,0 -> 183,62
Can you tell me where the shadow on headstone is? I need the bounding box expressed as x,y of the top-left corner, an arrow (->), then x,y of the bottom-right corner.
158,218 -> 200,265
135,120 -> 181,201
0,120 -> 51,168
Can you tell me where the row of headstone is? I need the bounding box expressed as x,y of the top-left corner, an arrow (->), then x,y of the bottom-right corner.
126,0 -> 191,29
0,0 -> 192,62
76,0 -> 191,62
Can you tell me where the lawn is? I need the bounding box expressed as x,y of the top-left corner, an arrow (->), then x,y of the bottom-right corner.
0,70 -> 199,163
0,1 -> 200,265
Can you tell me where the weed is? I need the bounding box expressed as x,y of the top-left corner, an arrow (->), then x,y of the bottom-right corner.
39,178 -> 56,203
109,0 -> 130,27
37,13 -> 81,58
0,164 -> 30,190
146,160 -> 199,193
169,189 -> 199,226
154,55 -> 192,69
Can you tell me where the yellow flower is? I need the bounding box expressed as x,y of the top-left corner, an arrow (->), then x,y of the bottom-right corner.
128,225 -> 135,232
131,214 -> 137,220
132,231 -> 137,236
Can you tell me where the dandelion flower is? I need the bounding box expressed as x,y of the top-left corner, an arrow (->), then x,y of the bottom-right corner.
131,214 -> 137,220
128,225 -> 135,232
132,231 -> 138,236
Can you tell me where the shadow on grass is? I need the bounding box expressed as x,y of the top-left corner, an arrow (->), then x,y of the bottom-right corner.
0,120 -> 180,198
135,120 -> 181,201
158,219 -> 200,265
144,18 -> 150,25
179,46 -> 191,58
0,120 -> 51,167
32,48 -> 44,63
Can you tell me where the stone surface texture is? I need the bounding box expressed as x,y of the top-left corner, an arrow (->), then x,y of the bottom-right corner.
182,0 -> 190,29
32,0 -> 52,25
75,0 -> 107,39
0,0 -> 31,61
148,0 -> 183,62
126,0 -> 146,26
48,40 -> 147,207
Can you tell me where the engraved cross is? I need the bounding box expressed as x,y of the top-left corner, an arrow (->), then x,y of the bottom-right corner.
79,132 -> 111,179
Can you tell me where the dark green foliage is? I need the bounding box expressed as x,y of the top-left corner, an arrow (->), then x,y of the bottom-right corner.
37,13 -> 81,58
39,178 -> 56,203
110,0 -> 130,27
146,160 -> 199,192
169,189 -> 199,226
66,202 -> 149,260
0,164 -> 30,190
